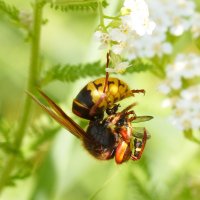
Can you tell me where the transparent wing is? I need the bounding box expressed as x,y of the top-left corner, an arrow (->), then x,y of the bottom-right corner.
132,127 -> 151,139
27,90 -> 90,141
132,116 -> 153,123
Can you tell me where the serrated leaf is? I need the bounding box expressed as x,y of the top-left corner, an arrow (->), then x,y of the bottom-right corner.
0,117 -> 12,143
40,59 -> 154,85
127,59 -> 155,73
40,61 -> 104,85
7,157 -> 32,185
50,0 -> 108,12
0,0 -> 19,21
27,115 -> 61,149
31,126 -> 60,150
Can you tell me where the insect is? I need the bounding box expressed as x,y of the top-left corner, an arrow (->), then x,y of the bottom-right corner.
28,90 -> 152,164
28,53 -> 153,164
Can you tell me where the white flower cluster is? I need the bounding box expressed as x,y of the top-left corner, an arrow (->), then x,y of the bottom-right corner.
132,0 -> 198,59
191,13 -> 200,39
159,54 -> 200,94
159,53 -> 200,131
95,0 -> 156,72
168,85 -> 200,131
95,0 -> 200,72
148,0 -> 196,36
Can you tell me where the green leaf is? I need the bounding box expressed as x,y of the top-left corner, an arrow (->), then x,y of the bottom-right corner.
50,0 -> 108,12
30,125 -> 60,150
183,129 -> 200,144
195,37 -> 200,50
40,59 -> 154,85
40,61 -> 104,85
127,59 -> 155,73
27,115 -> 60,149
0,117 -> 12,143
4,156 -> 32,187
0,0 -> 19,21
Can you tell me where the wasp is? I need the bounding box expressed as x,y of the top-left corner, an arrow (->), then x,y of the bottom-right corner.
28,53 -> 153,164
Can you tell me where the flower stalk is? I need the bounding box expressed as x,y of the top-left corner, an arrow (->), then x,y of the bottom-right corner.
98,0 -> 106,30
0,0 -> 44,193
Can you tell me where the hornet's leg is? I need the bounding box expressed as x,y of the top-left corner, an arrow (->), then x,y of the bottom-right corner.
131,89 -> 145,95
131,128 -> 147,161
89,52 -> 110,116
104,103 -> 137,126
126,110 -> 137,122
115,140 -> 132,164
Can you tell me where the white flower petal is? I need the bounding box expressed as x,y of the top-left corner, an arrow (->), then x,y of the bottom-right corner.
109,28 -> 127,42
106,62 -> 130,73
162,42 -> 172,54
158,84 -> 171,94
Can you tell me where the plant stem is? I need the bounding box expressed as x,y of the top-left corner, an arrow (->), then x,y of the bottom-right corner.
98,0 -> 106,30
0,0 -> 44,193
103,15 -> 120,20
14,1 -> 43,147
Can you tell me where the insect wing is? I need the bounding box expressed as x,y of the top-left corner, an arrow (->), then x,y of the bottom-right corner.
27,91 -> 89,140
132,127 -> 151,139
132,116 -> 153,123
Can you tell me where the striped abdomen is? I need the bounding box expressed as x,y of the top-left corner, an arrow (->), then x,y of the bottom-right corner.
72,77 -> 133,120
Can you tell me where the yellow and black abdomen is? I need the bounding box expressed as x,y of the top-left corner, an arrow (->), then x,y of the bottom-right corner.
72,77 -> 133,120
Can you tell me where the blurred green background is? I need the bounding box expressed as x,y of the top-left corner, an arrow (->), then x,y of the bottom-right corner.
0,1 -> 200,200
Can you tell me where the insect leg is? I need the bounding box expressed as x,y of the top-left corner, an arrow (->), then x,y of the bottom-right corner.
115,140 -> 132,164
89,52 -> 110,116
131,128 -> 147,161
131,89 -> 145,95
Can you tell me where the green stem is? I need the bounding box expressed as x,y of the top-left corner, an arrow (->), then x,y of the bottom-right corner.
98,0 -> 105,30
183,130 -> 200,144
0,0 -> 44,193
151,57 -> 166,79
55,0 -> 101,4
14,1 -> 43,147
103,15 -> 120,20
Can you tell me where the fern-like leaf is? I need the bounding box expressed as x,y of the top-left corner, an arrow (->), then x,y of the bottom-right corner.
127,59 -> 155,73
5,156 -> 32,187
40,59 -> 153,85
0,117 -> 12,143
28,115 -> 61,149
50,0 -> 108,12
0,0 -> 19,21
40,61 -> 103,84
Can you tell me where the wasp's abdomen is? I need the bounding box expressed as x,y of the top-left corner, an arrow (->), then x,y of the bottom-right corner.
83,121 -> 116,160
72,77 -> 133,120
89,77 -> 132,107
